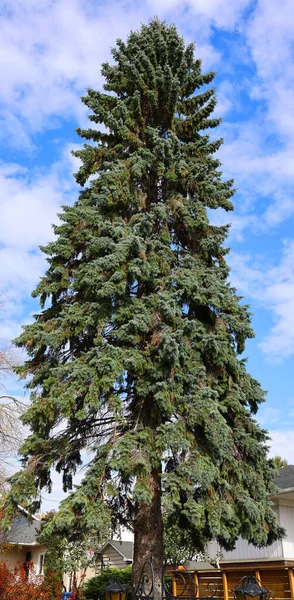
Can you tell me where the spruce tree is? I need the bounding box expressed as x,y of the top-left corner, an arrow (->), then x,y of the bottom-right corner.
7,19 -> 283,598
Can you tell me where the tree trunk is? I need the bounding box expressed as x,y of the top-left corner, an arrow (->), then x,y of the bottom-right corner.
132,468 -> 163,600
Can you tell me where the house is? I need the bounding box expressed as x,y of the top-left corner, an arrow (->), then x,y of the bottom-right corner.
81,539 -> 134,584
99,540 -> 133,570
0,506 -> 133,590
182,466 -> 294,600
205,464 -> 294,565
0,507 -> 46,575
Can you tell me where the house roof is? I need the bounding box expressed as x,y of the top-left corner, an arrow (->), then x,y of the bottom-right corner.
274,465 -> 294,490
104,540 -> 134,561
7,517 -> 41,546
2,507 -> 42,546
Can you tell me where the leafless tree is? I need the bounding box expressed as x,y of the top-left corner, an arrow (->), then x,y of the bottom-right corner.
0,344 -> 24,460
0,298 -> 25,491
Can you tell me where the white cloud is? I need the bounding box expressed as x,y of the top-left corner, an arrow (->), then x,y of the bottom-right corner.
0,247 -> 45,305
229,241 -> 294,362
258,407 -> 281,428
0,174 -> 61,251
0,318 -> 24,345
193,0 -> 250,28
215,117 -> 294,237
205,1 -> 294,238
214,81 -> 234,117
0,0 -> 250,146
268,430 -> 294,464
0,144 -> 80,348
153,0 -> 251,29
0,145 -> 78,252
247,0 -> 294,139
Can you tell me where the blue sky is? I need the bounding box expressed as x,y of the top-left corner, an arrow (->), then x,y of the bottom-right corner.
1,0 -> 294,507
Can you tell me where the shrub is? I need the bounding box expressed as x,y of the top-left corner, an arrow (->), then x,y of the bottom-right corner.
0,561 -> 63,600
82,566 -> 132,600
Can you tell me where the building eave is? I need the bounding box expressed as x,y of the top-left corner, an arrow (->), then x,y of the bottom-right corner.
17,505 -> 40,521
8,541 -> 41,547
271,487 -> 294,501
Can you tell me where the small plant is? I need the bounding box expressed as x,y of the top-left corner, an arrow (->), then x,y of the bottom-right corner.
0,561 -> 63,600
82,566 -> 132,600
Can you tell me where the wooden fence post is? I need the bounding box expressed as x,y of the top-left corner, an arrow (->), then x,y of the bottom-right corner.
222,571 -> 229,600
172,573 -> 177,598
193,572 -> 199,598
288,568 -> 294,600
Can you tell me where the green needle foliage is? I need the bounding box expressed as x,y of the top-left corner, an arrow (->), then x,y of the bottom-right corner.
6,19 -> 283,564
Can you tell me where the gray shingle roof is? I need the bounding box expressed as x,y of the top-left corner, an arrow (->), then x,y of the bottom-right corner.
274,465 -> 294,490
7,517 -> 41,545
108,540 -> 133,561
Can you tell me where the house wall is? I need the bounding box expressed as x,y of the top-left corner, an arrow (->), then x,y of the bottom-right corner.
207,537 -> 284,562
279,503 -> 294,559
0,544 -> 47,573
207,503 -> 291,562
68,565 -> 97,590
103,545 -> 129,569
0,546 -> 25,569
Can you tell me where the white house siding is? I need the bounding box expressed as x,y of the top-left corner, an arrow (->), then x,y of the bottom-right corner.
279,504 -> 294,558
206,537 -> 284,563
205,502 -> 294,562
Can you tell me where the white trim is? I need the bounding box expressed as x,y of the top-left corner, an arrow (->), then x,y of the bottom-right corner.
17,505 -> 40,521
186,556 -> 290,569
219,557 -> 286,564
38,552 -> 46,575
277,498 -> 294,507
13,542 -> 42,547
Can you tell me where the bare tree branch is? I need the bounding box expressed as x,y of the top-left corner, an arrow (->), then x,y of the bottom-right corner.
0,307 -> 24,484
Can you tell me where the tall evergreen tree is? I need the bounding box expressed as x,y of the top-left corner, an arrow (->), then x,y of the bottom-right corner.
7,19 -> 283,599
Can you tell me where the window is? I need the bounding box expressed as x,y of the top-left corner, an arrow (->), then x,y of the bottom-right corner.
39,553 -> 45,575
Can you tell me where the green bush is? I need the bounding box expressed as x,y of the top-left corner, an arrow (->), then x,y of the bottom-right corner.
82,566 -> 132,600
